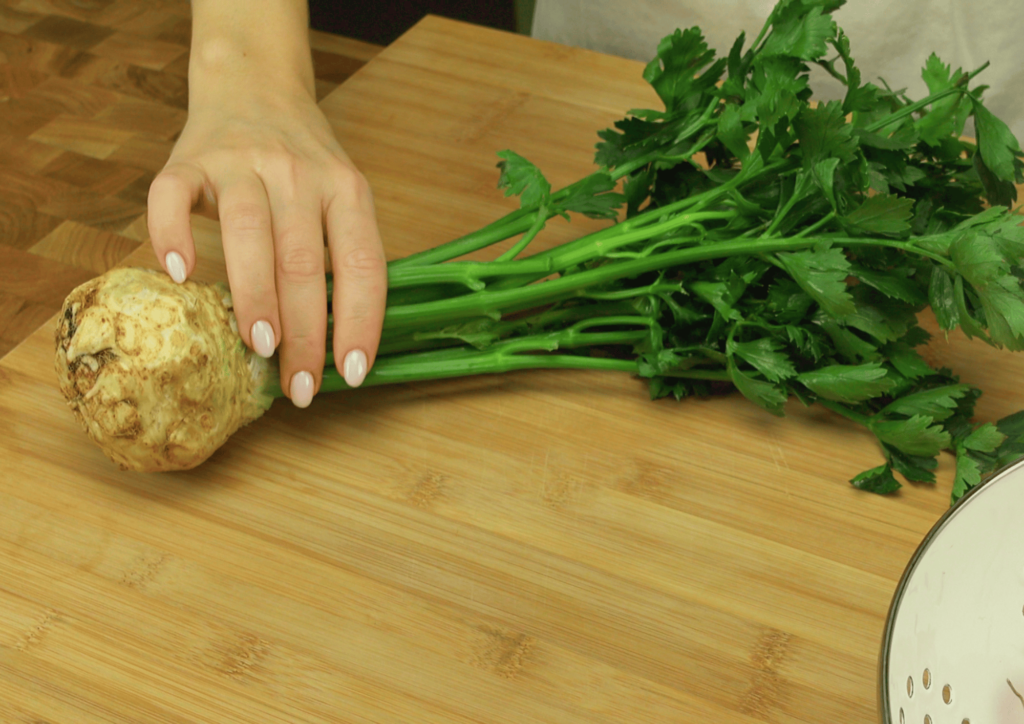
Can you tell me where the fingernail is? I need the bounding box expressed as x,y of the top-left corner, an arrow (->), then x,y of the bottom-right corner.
165,251 -> 187,284
250,320 -> 275,358
290,371 -> 315,408
343,349 -> 368,388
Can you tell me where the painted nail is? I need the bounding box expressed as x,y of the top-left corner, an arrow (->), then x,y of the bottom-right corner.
290,371 -> 315,408
250,320 -> 275,358
343,349 -> 368,388
165,251 -> 187,284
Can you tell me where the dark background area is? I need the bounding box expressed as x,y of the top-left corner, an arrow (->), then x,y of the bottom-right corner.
308,0 -> 523,46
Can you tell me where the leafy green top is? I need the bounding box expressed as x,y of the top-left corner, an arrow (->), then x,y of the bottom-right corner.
436,0 -> 1024,505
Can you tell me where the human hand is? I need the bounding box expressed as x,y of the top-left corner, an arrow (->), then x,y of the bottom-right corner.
147,11 -> 387,409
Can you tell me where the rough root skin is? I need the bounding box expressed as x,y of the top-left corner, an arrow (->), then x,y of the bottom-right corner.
54,267 -> 276,472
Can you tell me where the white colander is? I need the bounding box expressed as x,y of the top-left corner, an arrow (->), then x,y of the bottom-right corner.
879,457 -> 1024,723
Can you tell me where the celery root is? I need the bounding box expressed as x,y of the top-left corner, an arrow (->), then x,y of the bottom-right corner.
50,2 -> 1024,504
54,268 -> 276,472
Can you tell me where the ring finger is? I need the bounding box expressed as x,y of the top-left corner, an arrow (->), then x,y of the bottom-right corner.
265,186 -> 328,409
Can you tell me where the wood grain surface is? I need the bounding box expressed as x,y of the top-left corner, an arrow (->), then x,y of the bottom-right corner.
3,8 -> 1024,724
0,0 -> 380,358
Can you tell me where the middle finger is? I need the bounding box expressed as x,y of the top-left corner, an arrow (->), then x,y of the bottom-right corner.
218,175 -> 282,363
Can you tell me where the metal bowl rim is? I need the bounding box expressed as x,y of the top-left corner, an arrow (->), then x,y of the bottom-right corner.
876,455 -> 1024,723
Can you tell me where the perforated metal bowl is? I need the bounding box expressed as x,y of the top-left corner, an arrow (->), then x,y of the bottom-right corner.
879,457 -> 1024,723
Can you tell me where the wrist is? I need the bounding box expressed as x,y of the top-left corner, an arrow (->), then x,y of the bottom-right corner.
188,1 -> 316,104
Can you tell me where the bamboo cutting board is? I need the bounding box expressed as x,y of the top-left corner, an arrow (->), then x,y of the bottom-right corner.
2,15 -> 1022,724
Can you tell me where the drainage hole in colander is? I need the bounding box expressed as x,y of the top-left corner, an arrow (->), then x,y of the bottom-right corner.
943,684 -> 952,704
908,676 -> 914,697
925,715 -> 932,724
899,708 -> 904,724
923,668 -> 931,689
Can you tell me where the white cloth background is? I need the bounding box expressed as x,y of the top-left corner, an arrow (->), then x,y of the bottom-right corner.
531,0 -> 1024,143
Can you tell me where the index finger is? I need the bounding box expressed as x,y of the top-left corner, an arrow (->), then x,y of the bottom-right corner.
148,163 -> 206,283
